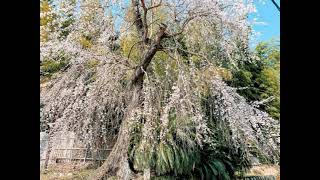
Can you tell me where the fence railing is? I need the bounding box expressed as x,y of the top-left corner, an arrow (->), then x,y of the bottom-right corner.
40,132 -> 114,167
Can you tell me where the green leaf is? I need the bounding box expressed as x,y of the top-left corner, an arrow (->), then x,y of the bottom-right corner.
166,145 -> 174,170
203,165 -> 210,180
208,163 -> 218,176
213,160 -> 226,171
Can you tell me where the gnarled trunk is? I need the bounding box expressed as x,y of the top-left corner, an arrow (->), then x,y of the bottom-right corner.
90,82 -> 143,180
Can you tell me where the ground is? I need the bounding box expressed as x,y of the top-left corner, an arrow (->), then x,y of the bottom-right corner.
244,165 -> 280,179
40,163 -> 94,180
40,164 -> 280,180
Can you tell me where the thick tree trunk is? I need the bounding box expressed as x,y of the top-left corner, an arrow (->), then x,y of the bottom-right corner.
90,25 -> 167,180
90,83 -> 143,180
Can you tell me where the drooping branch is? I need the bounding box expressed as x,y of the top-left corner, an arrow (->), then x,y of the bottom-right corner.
127,40 -> 143,59
167,11 -> 211,37
42,1 -> 279,179
89,23 -> 169,180
164,46 -> 210,62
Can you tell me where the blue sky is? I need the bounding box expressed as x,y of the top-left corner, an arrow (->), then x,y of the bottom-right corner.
109,0 -> 280,47
249,0 -> 280,46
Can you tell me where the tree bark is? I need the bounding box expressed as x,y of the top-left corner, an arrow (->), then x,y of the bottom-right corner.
89,25 -> 167,180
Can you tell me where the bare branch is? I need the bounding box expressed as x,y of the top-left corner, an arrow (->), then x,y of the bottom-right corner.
158,48 -> 178,61
148,18 -> 160,28
271,0 -> 280,12
128,40 -> 143,59
167,12 -> 211,37
147,0 -> 162,10
164,47 -> 209,62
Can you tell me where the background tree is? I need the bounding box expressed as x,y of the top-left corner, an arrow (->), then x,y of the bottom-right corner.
228,40 -> 280,120
40,0 -> 57,42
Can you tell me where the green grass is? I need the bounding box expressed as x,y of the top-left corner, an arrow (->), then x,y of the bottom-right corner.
40,168 -> 94,180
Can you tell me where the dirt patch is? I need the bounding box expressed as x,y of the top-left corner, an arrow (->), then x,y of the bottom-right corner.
245,165 -> 280,177
40,163 -> 94,180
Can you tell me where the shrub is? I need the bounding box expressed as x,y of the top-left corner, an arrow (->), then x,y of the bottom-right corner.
79,36 -> 93,49
85,59 -> 100,69
40,58 -> 69,76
